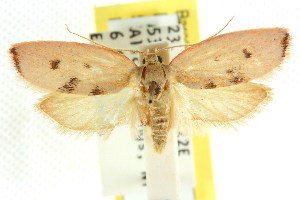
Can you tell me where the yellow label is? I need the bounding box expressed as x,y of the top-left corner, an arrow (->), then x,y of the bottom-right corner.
94,0 -> 199,44
193,135 -> 216,200
94,0 -> 215,199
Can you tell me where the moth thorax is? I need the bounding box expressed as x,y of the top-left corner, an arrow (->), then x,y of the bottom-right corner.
141,63 -> 167,104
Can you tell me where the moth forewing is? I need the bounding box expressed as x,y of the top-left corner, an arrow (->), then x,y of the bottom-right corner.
10,41 -> 137,95
170,28 -> 290,89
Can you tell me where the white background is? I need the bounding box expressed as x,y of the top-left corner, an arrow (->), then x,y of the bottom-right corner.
0,0 -> 300,200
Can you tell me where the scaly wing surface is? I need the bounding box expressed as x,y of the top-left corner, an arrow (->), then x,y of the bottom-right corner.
170,28 -> 289,89
39,87 -> 139,132
171,82 -> 271,127
10,41 -> 138,95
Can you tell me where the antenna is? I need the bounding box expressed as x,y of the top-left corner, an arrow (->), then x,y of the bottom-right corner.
65,25 -> 144,54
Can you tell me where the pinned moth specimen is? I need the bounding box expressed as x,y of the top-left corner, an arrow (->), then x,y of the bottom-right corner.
10,28 -> 290,153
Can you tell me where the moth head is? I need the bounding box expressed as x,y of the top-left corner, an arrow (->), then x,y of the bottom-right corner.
141,53 -> 163,66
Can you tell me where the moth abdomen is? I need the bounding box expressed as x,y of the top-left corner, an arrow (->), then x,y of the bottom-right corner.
150,100 -> 170,153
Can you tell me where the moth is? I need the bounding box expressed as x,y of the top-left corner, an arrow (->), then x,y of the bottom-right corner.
10,28 -> 290,153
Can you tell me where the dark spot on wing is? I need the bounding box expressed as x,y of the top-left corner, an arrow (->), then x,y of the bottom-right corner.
84,63 -> 91,68
58,77 -> 80,93
230,76 -> 244,84
281,32 -> 289,57
214,55 -> 221,61
10,47 -> 21,73
50,59 -> 60,69
204,81 -> 217,89
226,69 -> 233,74
242,48 -> 252,58
89,86 -> 106,95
